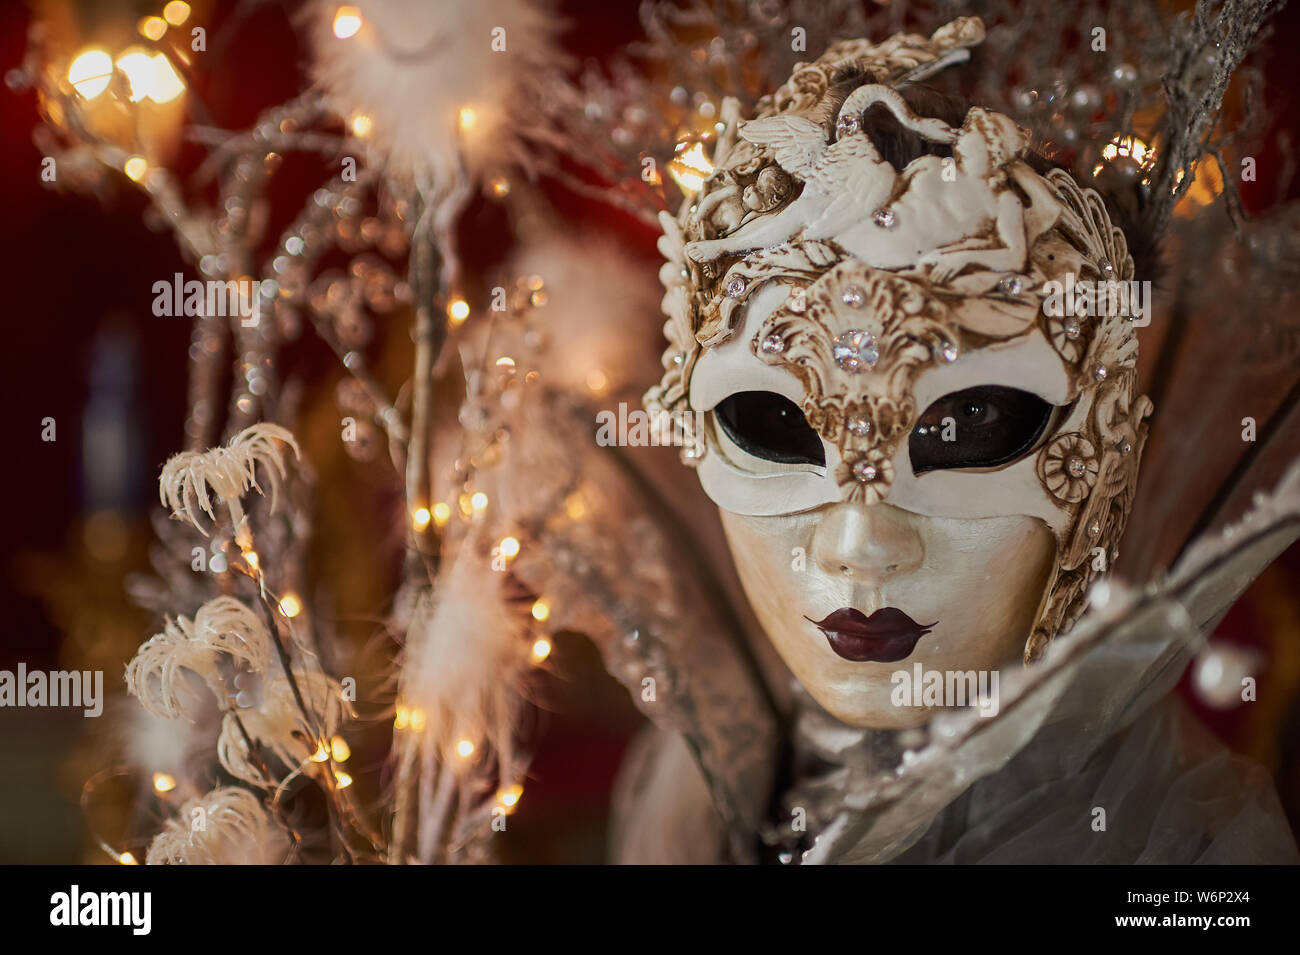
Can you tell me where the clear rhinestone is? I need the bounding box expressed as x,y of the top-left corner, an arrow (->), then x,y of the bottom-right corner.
1066,456 -> 1087,478
1087,519 -> 1102,537
778,851 -> 794,865
759,334 -> 785,355
1094,364 -> 1107,380
873,209 -> 896,229
726,276 -> 747,298
847,416 -> 870,437
936,341 -> 959,363
672,352 -> 684,365
836,113 -> 861,137
831,329 -> 879,373
1100,260 -> 1115,278
851,460 -> 878,482
841,286 -> 865,307
1120,440 -> 1132,455
1064,318 -> 1081,340
998,275 -> 1023,296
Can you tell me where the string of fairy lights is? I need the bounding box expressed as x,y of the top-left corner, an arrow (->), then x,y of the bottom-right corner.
33,0 -> 617,856
40,0 -> 767,862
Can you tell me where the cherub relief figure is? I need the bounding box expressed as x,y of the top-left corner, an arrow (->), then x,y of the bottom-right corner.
894,109 -> 1064,281
684,85 -> 948,262
686,82 -> 1063,285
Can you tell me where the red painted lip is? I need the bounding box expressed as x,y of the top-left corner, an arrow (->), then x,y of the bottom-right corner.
807,607 -> 936,663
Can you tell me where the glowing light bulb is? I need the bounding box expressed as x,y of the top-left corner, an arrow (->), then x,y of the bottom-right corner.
470,492 -> 488,513
152,772 -> 177,793
114,49 -> 185,104
667,141 -> 714,194
330,735 -> 351,762
162,1 -> 191,26
115,50 -> 155,103
447,298 -> 470,325
394,705 -> 411,729
148,54 -> 185,103
432,502 -> 452,527
333,6 -> 363,39
349,113 -> 372,138
278,592 -> 302,617
123,156 -> 149,182
119,852 -> 139,865
335,771 -> 353,789
412,506 -> 431,530
456,739 -> 475,758
531,638 -> 552,662
310,740 -> 330,762
68,49 -> 113,100
409,707 -> 427,732
564,492 -> 587,520
243,550 -> 260,571
458,106 -> 477,131
531,599 -> 550,622
498,537 -> 520,558
498,783 -> 523,808
1101,135 -> 1151,165
489,177 -> 510,198
139,16 -> 167,41
585,369 -> 608,394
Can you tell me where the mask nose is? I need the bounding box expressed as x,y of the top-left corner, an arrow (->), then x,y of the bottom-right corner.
811,502 -> 925,581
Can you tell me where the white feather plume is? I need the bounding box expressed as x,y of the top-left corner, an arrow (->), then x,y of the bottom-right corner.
146,787 -> 289,865
158,423 -> 299,549
125,597 -> 273,720
306,0 -> 568,189
400,543 -> 530,773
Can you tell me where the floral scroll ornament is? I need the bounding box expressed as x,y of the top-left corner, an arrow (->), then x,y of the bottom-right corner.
749,261 -> 961,501
1037,433 -> 1100,503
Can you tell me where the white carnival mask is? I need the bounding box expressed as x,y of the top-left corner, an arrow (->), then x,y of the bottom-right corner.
645,17 -> 1153,726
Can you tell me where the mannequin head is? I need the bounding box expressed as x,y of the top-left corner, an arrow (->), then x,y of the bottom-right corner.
645,18 -> 1152,728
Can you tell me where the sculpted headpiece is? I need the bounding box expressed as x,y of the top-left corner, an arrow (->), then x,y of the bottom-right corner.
645,17 -> 1153,660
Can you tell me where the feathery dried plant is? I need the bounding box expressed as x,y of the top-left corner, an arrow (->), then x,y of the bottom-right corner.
158,423 -> 300,551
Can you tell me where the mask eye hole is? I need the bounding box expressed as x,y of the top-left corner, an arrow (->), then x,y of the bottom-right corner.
910,385 -> 1055,474
714,391 -> 825,466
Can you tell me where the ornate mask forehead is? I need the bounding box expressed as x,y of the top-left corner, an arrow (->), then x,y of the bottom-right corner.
645,17 -> 1153,658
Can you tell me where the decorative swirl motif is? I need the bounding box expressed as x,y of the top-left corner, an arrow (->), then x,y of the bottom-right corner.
750,262 -> 952,499
1037,433 -> 1100,503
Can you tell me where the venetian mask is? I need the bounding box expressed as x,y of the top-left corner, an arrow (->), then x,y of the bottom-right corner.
645,17 -> 1153,728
